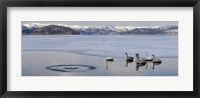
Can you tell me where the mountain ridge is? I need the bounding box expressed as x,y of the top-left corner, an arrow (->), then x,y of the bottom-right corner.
22,23 -> 178,35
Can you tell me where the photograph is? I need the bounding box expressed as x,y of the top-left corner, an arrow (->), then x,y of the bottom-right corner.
22,21 -> 178,76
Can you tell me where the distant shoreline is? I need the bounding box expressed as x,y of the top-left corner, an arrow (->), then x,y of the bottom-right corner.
22,24 -> 178,35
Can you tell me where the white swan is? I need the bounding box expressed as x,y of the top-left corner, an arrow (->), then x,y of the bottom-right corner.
152,54 -> 161,63
144,51 -> 153,61
125,53 -> 134,61
105,51 -> 114,61
135,53 -> 146,65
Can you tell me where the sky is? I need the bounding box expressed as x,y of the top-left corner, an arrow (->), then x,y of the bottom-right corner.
22,21 -> 178,26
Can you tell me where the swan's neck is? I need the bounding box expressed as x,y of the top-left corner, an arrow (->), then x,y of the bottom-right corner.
136,55 -> 140,60
126,54 -> 128,58
136,57 -> 140,60
152,55 -> 155,60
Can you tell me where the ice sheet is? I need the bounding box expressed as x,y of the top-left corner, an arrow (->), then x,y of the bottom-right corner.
22,35 -> 178,58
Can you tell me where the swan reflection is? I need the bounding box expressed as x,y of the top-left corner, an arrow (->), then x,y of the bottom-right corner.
135,61 -> 162,71
136,63 -> 146,71
152,62 -> 162,69
125,60 -> 133,67
105,60 -> 114,69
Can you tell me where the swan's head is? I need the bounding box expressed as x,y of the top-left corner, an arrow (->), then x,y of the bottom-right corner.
125,53 -> 127,54
135,53 -> 140,59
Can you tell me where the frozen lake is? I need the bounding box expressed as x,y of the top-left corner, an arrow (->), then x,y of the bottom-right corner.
22,35 -> 178,58
22,35 -> 178,76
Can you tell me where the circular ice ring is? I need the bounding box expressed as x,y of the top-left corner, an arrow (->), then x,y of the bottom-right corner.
46,64 -> 96,72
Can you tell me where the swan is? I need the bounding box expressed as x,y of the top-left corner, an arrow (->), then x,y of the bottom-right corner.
125,53 -> 134,62
144,51 -> 153,61
135,53 -> 146,65
105,51 -> 114,61
152,54 -> 161,63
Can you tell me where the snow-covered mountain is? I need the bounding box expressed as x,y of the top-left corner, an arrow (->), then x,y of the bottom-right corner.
22,24 -> 80,35
22,23 -> 178,35
23,23 -> 50,28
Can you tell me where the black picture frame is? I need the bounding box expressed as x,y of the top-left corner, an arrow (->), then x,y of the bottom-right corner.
0,0 -> 200,98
